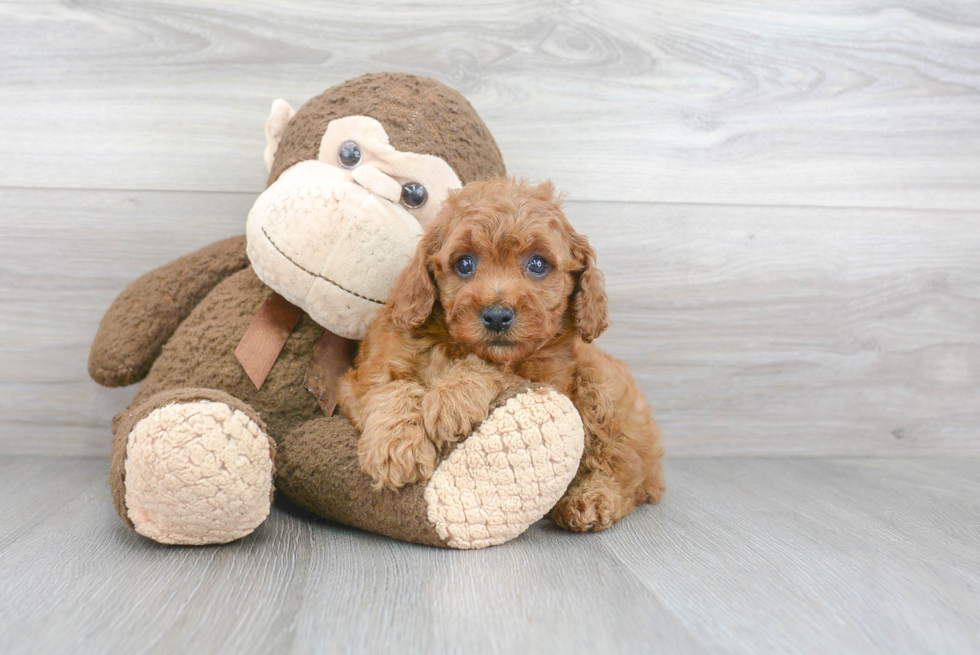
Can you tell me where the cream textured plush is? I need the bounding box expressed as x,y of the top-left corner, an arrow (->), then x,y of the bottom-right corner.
247,115 -> 465,341
123,400 -> 275,545
246,161 -> 426,339
424,388 -> 585,549
263,99 -> 297,172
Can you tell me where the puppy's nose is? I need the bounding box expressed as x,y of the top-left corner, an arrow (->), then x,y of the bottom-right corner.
481,304 -> 515,333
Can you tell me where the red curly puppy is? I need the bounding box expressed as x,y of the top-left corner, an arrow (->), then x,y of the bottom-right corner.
338,178 -> 665,532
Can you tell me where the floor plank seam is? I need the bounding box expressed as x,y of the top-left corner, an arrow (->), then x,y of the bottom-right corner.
4,184 -> 978,215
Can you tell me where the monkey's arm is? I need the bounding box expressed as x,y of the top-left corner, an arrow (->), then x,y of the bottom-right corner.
88,235 -> 250,387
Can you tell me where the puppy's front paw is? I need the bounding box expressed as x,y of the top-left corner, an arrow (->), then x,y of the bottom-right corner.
551,488 -> 619,532
422,384 -> 491,447
358,421 -> 436,491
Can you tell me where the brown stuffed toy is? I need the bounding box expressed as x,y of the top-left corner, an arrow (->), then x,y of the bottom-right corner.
89,73 -> 585,549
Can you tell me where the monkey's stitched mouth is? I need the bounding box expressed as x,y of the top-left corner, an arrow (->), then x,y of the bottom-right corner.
261,226 -> 385,305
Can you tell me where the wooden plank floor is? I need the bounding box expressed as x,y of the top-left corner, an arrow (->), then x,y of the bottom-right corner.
1,456 -> 977,655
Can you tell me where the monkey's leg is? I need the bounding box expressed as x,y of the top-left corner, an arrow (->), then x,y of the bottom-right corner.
110,388 -> 275,545
277,385 -> 584,549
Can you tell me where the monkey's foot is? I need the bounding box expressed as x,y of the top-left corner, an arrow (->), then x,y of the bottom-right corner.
111,389 -> 275,545
278,386 -> 584,549
423,386 -> 585,549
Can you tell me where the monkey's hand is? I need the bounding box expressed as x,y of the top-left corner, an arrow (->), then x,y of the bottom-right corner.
89,235 -> 249,387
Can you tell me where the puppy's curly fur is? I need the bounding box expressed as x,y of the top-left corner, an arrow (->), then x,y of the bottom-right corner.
339,178 -> 665,532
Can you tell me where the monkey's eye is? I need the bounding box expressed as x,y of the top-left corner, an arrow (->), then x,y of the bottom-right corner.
338,141 -> 361,168
525,254 -> 549,277
401,182 -> 428,208
455,255 -> 476,277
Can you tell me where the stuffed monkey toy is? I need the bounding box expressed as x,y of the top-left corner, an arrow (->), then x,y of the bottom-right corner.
89,73 -> 585,549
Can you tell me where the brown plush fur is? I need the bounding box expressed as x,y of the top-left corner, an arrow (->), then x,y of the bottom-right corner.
339,178 -> 665,532
269,72 -> 506,187
89,236 -> 251,387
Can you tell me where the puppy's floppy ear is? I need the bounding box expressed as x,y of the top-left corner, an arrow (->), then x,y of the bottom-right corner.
390,225 -> 441,331
569,231 -> 609,342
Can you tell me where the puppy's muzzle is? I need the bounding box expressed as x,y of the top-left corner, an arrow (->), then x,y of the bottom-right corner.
480,303 -> 515,333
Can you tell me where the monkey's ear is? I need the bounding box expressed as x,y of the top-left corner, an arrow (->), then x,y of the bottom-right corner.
263,99 -> 296,172
390,226 -> 442,331
570,231 -> 609,342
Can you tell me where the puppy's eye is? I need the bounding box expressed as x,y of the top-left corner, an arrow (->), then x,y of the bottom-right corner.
455,255 -> 476,277
525,254 -> 549,277
338,141 -> 361,168
401,182 -> 427,208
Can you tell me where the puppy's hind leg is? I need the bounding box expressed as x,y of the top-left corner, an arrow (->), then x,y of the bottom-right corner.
551,433 -> 665,532
551,352 -> 666,532
550,469 -> 631,532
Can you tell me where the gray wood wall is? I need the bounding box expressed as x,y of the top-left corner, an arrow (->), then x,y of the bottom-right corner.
2,0 -> 978,456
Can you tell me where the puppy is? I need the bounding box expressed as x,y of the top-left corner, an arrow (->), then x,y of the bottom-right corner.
338,178 -> 665,532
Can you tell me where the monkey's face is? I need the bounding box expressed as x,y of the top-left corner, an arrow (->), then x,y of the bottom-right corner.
246,115 -> 462,339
